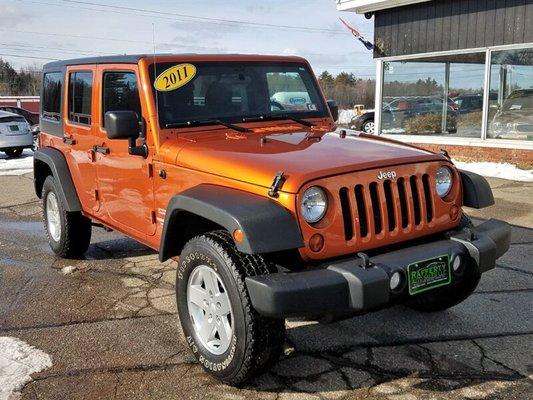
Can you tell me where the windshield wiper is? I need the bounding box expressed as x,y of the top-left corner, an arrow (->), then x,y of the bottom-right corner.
242,114 -> 315,127
165,119 -> 250,133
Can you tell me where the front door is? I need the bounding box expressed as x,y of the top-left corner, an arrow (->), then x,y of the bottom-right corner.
94,66 -> 155,236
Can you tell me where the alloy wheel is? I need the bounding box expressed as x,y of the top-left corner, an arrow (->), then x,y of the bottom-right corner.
46,192 -> 61,242
187,265 -> 233,355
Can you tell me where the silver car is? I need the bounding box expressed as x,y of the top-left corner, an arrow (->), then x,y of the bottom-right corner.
0,110 -> 33,158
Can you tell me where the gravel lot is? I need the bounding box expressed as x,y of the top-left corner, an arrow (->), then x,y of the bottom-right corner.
0,173 -> 531,400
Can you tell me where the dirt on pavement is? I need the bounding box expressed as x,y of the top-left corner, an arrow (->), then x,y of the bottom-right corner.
0,173 -> 531,400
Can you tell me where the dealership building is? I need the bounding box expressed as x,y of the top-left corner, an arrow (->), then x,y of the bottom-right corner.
337,0 -> 533,166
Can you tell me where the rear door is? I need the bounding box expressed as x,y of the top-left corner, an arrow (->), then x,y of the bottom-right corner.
63,65 -> 99,213
94,65 -> 156,236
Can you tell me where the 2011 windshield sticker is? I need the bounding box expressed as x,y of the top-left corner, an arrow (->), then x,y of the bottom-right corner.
154,64 -> 196,92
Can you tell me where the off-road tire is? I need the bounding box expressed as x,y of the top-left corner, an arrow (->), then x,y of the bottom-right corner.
176,230 -> 285,385
406,213 -> 480,312
42,175 -> 91,258
4,148 -> 23,158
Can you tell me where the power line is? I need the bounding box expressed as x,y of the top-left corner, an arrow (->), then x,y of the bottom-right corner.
59,0 -> 364,35
0,28 -> 152,45
19,0 -> 372,36
0,43 -> 108,57
1,30 -> 371,59
0,53 -> 58,61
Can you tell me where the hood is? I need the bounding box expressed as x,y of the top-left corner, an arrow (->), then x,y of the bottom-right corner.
172,130 -> 445,193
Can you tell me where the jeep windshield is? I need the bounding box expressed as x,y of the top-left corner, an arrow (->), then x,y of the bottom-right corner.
149,62 -> 327,129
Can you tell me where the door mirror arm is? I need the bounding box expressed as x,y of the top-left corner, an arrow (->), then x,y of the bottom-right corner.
139,117 -> 146,141
128,137 -> 149,158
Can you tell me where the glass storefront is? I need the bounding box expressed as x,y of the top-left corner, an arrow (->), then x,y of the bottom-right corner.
379,45 -> 533,143
488,48 -> 533,140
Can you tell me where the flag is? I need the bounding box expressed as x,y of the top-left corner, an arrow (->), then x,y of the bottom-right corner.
339,17 -> 374,51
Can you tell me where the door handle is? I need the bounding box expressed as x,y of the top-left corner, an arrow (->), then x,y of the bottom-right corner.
93,145 -> 110,155
63,136 -> 76,145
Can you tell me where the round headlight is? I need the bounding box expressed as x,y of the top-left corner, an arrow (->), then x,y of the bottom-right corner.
436,166 -> 453,198
301,186 -> 327,223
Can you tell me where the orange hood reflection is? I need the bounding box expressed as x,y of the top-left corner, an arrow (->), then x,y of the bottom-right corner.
165,130 -> 445,193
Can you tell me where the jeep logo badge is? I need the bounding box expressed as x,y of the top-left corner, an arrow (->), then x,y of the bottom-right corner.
377,170 -> 397,180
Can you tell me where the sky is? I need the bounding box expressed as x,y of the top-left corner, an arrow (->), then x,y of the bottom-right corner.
0,0 -> 377,78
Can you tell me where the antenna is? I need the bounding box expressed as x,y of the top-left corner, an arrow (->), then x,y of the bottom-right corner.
152,23 -> 159,116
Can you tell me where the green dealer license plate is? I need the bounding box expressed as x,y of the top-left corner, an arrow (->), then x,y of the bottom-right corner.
408,255 -> 451,295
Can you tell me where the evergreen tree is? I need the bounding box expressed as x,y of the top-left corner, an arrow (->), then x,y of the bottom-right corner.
0,58 -> 41,96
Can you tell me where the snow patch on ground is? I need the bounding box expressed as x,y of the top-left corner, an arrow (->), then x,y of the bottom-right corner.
338,109 -> 356,125
453,159 -> 533,182
61,265 -> 78,275
0,337 -> 52,400
0,150 -> 33,176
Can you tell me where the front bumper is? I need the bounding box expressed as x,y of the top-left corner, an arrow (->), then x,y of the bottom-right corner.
246,219 -> 511,318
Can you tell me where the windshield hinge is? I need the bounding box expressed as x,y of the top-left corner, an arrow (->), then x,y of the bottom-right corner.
268,171 -> 286,198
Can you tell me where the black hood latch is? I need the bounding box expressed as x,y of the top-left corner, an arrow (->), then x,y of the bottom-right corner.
268,171 -> 286,198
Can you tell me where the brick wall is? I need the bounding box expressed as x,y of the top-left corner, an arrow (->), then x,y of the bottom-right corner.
412,143 -> 533,169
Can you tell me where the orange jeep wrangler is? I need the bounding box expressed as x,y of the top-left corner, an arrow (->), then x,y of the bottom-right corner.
34,54 -> 511,385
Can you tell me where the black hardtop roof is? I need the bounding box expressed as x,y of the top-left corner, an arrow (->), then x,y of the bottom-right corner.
42,53 -> 308,71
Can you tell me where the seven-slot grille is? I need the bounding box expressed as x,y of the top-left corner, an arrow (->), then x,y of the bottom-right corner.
338,173 -> 434,242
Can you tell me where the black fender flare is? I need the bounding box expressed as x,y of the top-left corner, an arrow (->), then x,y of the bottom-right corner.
159,184 -> 304,261
459,170 -> 495,209
33,147 -> 82,212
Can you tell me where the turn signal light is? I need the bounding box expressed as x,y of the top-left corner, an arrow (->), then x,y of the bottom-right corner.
233,229 -> 244,243
450,205 -> 459,220
309,234 -> 324,252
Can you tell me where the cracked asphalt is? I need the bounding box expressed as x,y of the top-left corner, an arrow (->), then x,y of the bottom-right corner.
0,174 -> 531,400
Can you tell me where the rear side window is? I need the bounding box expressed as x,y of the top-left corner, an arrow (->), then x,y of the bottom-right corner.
42,72 -> 63,121
102,71 -> 141,127
68,71 -> 93,125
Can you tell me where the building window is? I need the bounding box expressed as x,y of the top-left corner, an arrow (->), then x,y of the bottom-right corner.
68,71 -> 92,125
42,72 -> 62,121
102,71 -> 141,127
381,53 -> 486,138
487,48 -> 533,141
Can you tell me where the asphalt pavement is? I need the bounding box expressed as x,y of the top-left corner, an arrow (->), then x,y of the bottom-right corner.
0,173 -> 531,400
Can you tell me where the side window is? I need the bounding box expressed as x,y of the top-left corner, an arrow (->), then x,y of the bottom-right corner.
42,72 -> 63,121
102,71 -> 141,127
68,71 -> 93,125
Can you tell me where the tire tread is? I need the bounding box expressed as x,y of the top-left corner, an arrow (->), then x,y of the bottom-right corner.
42,175 -> 91,258
181,230 -> 285,385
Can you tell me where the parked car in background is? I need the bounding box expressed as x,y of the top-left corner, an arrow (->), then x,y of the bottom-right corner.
350,108 -> 393,133
0,106 -> 39,125
490,89 -> 533,140
349,96 -> 457,133
452,94 -> 483,114
270,91 -> 312,110
0,110 -> 33,157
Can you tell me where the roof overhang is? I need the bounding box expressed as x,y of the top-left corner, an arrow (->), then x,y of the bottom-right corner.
336,0 -> 431,13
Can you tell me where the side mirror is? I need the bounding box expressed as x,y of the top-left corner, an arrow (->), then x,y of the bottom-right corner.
104,110 -> 148,158
327,100 -> 339,122
104,110 -> 139,140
